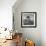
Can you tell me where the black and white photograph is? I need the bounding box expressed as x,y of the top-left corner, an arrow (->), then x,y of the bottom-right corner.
21,12 -> 37,28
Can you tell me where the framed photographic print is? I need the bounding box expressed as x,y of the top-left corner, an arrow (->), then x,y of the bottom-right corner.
21,12 -> 37,28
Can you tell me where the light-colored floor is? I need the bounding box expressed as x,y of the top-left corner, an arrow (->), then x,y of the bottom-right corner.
0,39 -> 16,46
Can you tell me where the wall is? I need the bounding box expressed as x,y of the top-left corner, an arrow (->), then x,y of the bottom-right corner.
0,0 -> 16,30
13,0 -> 42,46
41,0 -> 46,46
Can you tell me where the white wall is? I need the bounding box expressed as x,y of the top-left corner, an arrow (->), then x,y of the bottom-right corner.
0,0 -> 16,30
13,0 -> 41,46
13,0 -> 46,46
41,0 -> 46,46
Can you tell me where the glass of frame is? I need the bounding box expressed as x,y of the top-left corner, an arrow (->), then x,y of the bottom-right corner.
21,12 -> 37,28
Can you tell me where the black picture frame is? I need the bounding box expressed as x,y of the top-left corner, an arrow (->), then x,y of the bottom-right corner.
21,12 -> 37,28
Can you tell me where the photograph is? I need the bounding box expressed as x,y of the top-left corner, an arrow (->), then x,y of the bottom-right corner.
0,0 -> 45,46
21,12 -> 37,28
